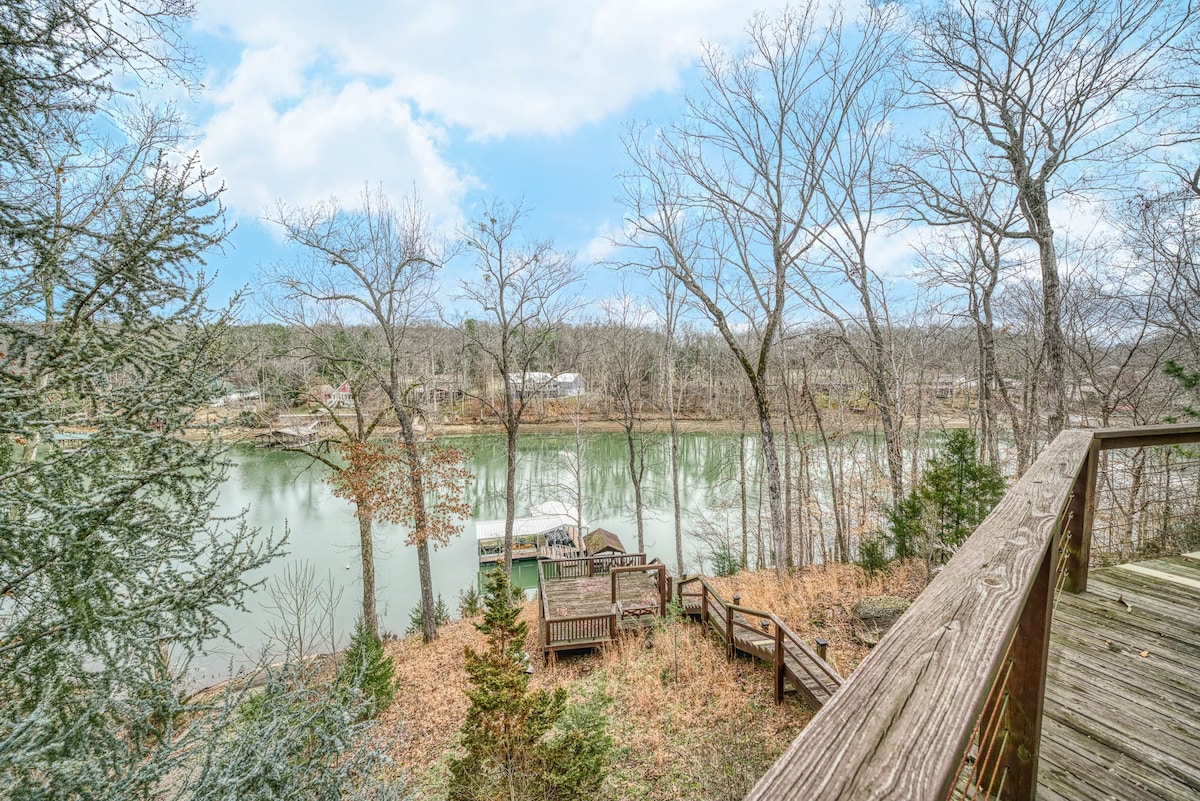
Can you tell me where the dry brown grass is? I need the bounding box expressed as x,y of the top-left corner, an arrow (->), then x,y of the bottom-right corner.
706,560 -> 928,676
367,561 -> 929,800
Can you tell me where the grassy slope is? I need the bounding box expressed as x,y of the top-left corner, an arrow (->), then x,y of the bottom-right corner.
370,561 -> 928,800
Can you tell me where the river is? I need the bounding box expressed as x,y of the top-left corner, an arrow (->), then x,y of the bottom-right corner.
195,431 -> 771,685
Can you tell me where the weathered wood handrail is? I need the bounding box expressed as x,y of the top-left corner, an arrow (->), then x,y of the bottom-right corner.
746,422 -> 1200,801
541,552 -> 648,579
543,608 -> 617,650
728,604 -> 842,689
677,574 -> 842,707
610,563 -> 668,616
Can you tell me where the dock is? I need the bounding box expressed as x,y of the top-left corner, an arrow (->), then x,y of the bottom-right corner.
536,553 -> 843,711
537,554 -> 666,661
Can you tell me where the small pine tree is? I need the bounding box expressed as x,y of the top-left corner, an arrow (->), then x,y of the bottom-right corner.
336,619 -> 398,719
889,430 -> 1006,563
710,543 -> 743,577
447,569 -> 611,800
457,585 -> 482,618
1165,360 -> 1200,421
406,594 -> 451,635
857,535 -> 890,578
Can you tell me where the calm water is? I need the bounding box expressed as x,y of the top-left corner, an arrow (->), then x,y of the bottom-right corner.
195,432 -> 765,685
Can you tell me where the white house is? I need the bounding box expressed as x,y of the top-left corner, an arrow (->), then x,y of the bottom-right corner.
506,371 -> 554,399
505,371 -> 585,399
553,372 -> 586,397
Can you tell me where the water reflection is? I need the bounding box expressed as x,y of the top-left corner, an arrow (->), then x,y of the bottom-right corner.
197,433 -> 753,685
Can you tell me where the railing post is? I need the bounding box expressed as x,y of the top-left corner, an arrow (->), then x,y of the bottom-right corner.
998,543 -> 1056,801
726,598 -> 737,661
701,583 -> 709,629
1065,438 -> 1099,593
774,621 -> 784,704
658,565 -> 667,616
815,637 -> 828,661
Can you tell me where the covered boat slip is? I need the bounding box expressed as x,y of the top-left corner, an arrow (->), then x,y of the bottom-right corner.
475,502 -> 585,564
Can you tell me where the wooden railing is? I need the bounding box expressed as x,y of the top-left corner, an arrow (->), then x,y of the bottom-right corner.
677,575 -> 842,708
611,563 -> 669,617
538,555 -> 644,655
746,423 -> 1200,801
544,612 -> 617,647
540,552 -> 647,579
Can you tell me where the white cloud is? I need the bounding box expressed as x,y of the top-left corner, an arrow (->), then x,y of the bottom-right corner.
190,0 -> 792,220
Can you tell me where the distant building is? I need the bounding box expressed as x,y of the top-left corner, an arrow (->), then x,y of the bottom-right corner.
583,527 -> 626,556
554,372 -> 586,397
506,371 -> 585,399
324,381 -> 354,408
211,390 -> 260,408
475,502 -> 586,564
507,371 -> 553,399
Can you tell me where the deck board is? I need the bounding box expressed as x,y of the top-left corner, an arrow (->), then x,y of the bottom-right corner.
541,572 -> 661,619
1039,555 -> 1200,800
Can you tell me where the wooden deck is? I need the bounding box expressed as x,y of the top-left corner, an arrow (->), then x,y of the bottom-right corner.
538,556 -> 667,658
1038,552 -> 1200,800
541,572 -> 662,621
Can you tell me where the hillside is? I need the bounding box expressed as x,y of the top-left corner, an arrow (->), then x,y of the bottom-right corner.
370,561 -> 927,800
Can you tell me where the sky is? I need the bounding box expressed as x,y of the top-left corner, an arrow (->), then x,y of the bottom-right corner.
183,1 -> 798,315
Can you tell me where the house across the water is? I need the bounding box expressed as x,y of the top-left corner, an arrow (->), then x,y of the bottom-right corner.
476,502 -> 585,564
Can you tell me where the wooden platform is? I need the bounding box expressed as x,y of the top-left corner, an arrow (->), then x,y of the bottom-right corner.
1038,553 -> 1200,800
538,561 -> 666,658
542,572 -> 662,621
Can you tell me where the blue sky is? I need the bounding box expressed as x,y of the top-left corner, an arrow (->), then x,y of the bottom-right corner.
183,1 -> 796,314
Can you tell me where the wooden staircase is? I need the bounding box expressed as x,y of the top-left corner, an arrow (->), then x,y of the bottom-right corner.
677,575 -> 843,710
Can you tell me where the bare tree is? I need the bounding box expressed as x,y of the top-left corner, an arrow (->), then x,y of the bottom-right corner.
597,292 -> 660,553
657,274 -> 687,575
244,314 -> 390,638
457,201 -> 579,573
621,4 -> 899,578
916,190 -> 1025,469
1121,175 -> 1200,408
1063,264 -> 1176,426
797,24 -> 911,509
903,0 -> 1192,438
267,186 -> 466,642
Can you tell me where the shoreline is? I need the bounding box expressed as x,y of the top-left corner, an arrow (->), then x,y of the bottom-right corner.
197,407 -> 974,443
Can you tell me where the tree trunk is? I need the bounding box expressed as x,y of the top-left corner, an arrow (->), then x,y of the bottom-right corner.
357,509 -> 378,639
783,408 -> 794,570
1038,226 -> 1066,436
668,399 -> 683,577
665,330 -> 684,577
416,536 -> 436,642
624,422 -> 646,553
749,381 -> 787,580
391,384 -> 437,643
977,286 -> 1002,467
739,418 -> 749,572
504,422 -> 518,576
